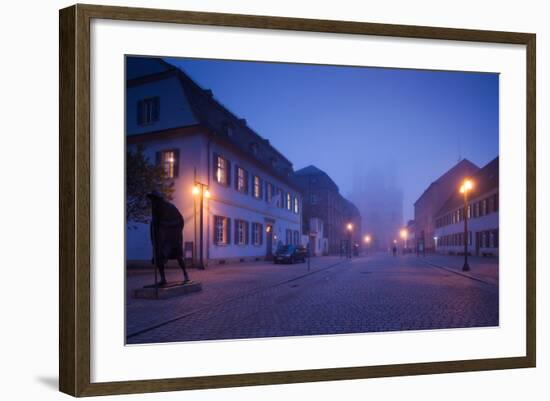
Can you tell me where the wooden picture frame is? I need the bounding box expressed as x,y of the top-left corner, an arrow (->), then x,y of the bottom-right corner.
59,3 -> 536,397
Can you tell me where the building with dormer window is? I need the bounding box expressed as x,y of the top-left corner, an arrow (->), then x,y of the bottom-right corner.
126,57 -> 302,265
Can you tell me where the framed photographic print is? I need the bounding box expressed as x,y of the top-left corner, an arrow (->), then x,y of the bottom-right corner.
59,4 -> 536,397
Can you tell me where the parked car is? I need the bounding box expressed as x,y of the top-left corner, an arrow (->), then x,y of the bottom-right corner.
274,245 -> 307,264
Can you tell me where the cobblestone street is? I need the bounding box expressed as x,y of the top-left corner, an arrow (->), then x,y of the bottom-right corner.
126,253 -> 498,344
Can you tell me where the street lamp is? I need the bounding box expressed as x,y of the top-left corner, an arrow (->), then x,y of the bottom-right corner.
364,235 -> 371,254
193,182 -> 209,270
400,229 -> 408,253
346,223 -> 353,258
459,178 -> 474,271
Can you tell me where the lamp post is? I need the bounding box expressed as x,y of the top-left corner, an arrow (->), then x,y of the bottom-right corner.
364,235 -> 371,255
346,223 -> 353,259
192,182 -> 210,270
459,179 -> 473,271
400,229 -> 408,254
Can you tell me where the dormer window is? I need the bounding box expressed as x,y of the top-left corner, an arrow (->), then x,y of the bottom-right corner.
224,123 -> 234,137
137,97 -> 160,125
250,142 -> 259,156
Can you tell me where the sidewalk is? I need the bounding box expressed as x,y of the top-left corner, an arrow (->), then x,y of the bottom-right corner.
419,254 -> 498,285
126,255 -> 351,338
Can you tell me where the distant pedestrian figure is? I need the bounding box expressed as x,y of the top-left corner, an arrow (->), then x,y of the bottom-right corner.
392,245 -> 397,257
148,191 -> 190,286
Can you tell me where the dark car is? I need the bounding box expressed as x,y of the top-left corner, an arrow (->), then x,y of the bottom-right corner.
274,244 -> 307,264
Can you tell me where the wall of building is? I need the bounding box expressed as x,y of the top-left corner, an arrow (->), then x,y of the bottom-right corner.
126,133 -> 208,260
434,190 -> 499,256
414,161 -> 479,252
207,141 -> 302,262
126,133 -> 302,263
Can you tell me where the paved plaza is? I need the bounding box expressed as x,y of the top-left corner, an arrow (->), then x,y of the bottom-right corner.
126,253 -> 498,344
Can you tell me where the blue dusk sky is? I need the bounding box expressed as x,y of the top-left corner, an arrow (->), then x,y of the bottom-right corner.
166,57 -> 499,221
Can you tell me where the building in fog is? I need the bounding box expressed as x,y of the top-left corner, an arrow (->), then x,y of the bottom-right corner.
126,57 -> 303,264
306,217 -> 329,256
405,219 -> 416,253
348,166 -> 403,250
413,159 -> 479,253
434,157 -> 499,256
294,165 -> 361,254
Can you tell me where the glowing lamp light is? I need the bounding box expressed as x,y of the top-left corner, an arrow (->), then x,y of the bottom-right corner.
346,223 -> 353,231
204,190 -> 211,199
400,229 -> 408,239
192,186 -> 200,196
460,179 -> 474,194
364,235 -> 371,243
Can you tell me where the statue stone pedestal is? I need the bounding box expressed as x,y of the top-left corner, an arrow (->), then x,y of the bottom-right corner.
133,281 -> 202,300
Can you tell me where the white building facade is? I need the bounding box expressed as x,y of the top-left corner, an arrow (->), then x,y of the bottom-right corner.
434,157 -> 499,257
126,57 -> 303,265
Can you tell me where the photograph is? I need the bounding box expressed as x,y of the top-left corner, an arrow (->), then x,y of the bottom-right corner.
125,55 -> 499,345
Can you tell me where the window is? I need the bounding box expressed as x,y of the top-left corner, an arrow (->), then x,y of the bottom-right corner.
137,97 -> 160,125
156,149 -> 178,178
481,199 -> 487,216
310,194 -> 318,205
293,230 -> 300,245
294,197 -> 299,214
252,223 -> 263,246
266,182 -> 273,203
236,166 -> 248,193
250,142 -> 259,155
214,154 -> 229,186
277,188 -> 284,208
253,175 -> 262,199
286,193 -> 292,210
285,229 -> 292,245
488,196 -> 494,214
235,220 -> 249,245
223,122 -> 234,137
214,216 -> 230,245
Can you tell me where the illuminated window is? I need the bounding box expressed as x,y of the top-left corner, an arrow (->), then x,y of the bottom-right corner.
253,176 -> 262,199
215,155 -> 229,185
294,197 -> 299,214
137,97 -> 160,125
157,149 -> 178,178
286,193 -> 292,210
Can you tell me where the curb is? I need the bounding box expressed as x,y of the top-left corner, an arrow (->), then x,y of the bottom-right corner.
422,261 -> 496,286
